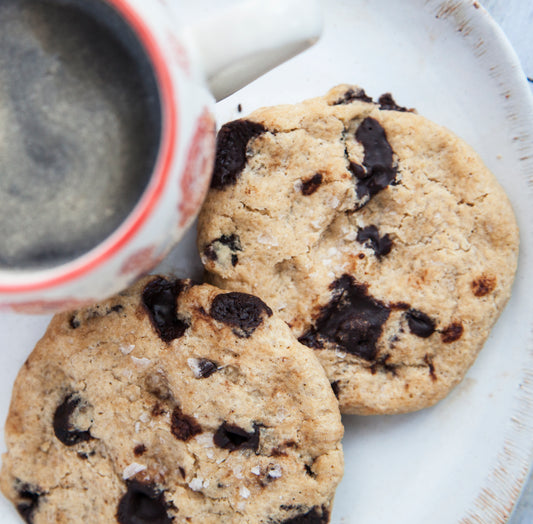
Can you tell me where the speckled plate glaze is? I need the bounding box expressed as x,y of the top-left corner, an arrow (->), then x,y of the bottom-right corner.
0,0 -> 532,522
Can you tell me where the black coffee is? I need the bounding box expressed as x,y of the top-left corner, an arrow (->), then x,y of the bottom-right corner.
0,0 -> 161,269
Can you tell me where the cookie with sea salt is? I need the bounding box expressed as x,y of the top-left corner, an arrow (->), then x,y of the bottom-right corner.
0,276 -> 343,523
197,84 -> 519,415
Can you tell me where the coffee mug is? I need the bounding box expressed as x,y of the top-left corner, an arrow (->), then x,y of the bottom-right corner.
0,0 -> 322,313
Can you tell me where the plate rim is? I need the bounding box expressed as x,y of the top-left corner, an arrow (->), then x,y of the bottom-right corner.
423,1 -> 533,522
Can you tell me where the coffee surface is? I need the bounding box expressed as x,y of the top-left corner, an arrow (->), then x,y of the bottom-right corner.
0,0 -> 161,269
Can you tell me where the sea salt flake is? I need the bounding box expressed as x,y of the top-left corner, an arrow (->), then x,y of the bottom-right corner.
119,344 -> 135,355
335,348 -> 347,359
188,477 -> 204,491
131,356 -> 151,368
195,432 -> 215,448
267,464 -> 282,479
250,466 -> 261,476
187,358 -> 204,378
239,486 -> 251,499
257,233 -> 278,246
123,462 -> 146,480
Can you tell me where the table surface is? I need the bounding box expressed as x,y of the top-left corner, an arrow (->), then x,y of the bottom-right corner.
480,1 -> 532,522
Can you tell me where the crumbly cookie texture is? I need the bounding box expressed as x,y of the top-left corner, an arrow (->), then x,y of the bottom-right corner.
0,277 -> 343,523
197,84 -> 520,415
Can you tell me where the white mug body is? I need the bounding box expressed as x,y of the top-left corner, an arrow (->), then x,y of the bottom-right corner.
0,0 -> 322,313
0,0 -> 215,313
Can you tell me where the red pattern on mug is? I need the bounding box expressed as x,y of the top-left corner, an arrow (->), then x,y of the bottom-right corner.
120,245 -> 166,276
178,108 -> 216,228
8,298 -> 94,315
169,33 -> 191,77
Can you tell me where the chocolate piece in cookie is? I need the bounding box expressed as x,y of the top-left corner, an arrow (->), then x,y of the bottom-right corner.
332,86 -> 373,105
301,173 -> 324,196
117,481 -> 173,524
15,482 -> 43,524
0,277 -> 343,523
204,234 -> 242,267
211,120 -> 266,189
300,275 -> 390,361
53,394 -> 92,447
213,422 -> 260,452
353,117 -> 398,204
210,292 -> 272,338
378,93 -> 413,112
405,309 -> 436,339
142,276 -> 189,342
356,225 -> 393,258
198,84 -> 519,415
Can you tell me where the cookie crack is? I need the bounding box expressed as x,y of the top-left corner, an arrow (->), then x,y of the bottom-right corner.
240,201 -> 274,218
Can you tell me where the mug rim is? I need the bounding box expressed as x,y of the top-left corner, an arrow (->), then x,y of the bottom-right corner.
0,0 -> 178,294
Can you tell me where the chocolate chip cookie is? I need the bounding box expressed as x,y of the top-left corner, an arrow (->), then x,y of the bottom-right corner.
0,277 -> 343,523
197,84 -> 520,415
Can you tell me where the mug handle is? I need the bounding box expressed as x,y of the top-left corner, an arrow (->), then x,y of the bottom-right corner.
181,0 -> 323,101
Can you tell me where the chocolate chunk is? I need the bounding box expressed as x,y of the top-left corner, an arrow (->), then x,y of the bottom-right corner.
210,292 -> 272,338
69,315 -> 80,329
297,330 -> 321,349
142,277 -> 189,342
378,93 -> 412,112
441,322 -> 464,343
53,394 -> 92,446
192,358 -> 218,379
471,274 -> 496,297
281,506 -> 330,524
300,173 -> 323,196
304,464 -> 316,478
171,407 -> 202,441
353,117 -> 397,203
213,422 -> 260,452
356,225 -> 393,257
117,481 -> 173,524
134,444 -> 147,457
348,161 -> 365,179
211,120 -> 266,189
299,275 -> 390,361
204,234 -> 242,266
16,483 -> 42,524
333,87 -> 373,105
406,309 -> 436,338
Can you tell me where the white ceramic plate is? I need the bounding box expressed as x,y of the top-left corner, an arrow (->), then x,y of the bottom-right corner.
1,0 -> 532,522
